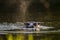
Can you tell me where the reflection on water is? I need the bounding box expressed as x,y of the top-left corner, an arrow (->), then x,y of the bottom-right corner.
0,33 -> 60,40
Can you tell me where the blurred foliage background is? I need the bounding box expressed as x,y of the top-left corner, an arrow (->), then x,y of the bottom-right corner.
0,0 -> 60,27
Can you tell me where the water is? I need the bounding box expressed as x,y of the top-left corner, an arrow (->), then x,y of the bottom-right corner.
0,22 -> 60,40
0,32 -> 60,40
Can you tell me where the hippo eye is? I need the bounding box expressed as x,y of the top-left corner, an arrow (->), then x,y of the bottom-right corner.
33,23 -> 36,26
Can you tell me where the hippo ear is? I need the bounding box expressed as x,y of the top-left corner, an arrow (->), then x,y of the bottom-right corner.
38,23 -> 40,25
